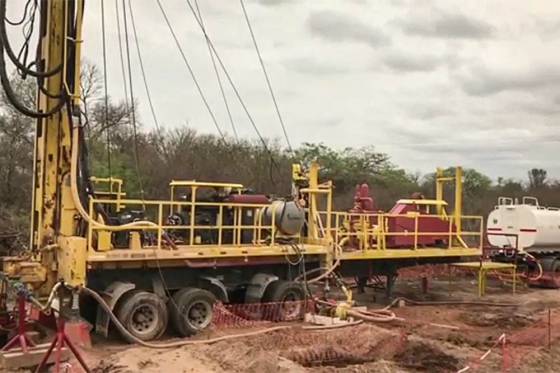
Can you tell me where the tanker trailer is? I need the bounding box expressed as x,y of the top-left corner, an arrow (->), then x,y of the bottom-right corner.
487,196 -> 560,287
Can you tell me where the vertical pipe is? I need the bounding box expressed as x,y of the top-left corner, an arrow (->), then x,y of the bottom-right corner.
454,167 -> 463,238
189,187 -> 197,245
157,203 -> 162,250
218,205 -> 223,246
236,207 -> 242,245
307,162 -> 319,239
87,198 -> 93,252
436,168 -> 444,216
413,214 -> 419,249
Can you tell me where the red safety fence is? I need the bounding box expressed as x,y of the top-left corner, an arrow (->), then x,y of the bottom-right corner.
211,300 -> 315,328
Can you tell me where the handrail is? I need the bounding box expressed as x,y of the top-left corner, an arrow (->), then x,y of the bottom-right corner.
87,196 -> 483,254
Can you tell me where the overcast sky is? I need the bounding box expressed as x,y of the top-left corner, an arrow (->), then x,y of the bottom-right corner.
7,1 -> 560,180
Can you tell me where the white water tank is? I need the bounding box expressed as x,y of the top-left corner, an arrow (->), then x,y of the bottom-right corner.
487,197 -> 560,251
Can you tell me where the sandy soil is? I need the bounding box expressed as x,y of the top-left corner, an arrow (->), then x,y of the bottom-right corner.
8,270 -> 560,373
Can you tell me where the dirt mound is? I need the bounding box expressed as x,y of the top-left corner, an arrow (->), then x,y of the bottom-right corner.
460,311 -> 534,329
197,324 -> 406,371
395,340 -> 460,372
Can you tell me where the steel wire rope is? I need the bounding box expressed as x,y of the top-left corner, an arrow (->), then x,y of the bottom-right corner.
181,1 -> 274,151
239,0 -> 292,154
127,0 -> 162,137
193,0 -> 238,141
182,0 -> 281,179
114,0 -> 130,111
155,0 -> 226,141
120,0 -> 146,202
100,0 -> 112,178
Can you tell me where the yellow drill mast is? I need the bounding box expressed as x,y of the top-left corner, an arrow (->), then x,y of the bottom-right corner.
4,0 -> 86,294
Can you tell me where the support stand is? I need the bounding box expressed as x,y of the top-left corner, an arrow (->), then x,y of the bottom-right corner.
35,295 -> 90,373
2,294 -> 35,353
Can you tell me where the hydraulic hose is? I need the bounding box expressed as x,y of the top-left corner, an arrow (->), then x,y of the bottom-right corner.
295,257 -> 341,284
0,39 -> 66,118
70,125 -> 159,231
525,253 -> 543,281
389,297 -> 519,308
315,299 -> 397,323
0,0 -> 63,78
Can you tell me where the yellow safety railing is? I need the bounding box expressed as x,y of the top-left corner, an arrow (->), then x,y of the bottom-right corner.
87,197 -> 301,252
315,211 -> 483,251
90,177 -> 126,212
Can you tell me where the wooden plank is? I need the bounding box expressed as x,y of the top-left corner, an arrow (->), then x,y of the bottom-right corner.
0,343 -> 70,370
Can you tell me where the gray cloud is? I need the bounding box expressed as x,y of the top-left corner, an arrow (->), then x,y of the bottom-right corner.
404,104 -> 455,120
399,12 -> 494,39
307,10 -> 390,47
253,0 -> 293,6
458,65 -> 560,96
383,51 -> 443,72
284,57 -> 356,75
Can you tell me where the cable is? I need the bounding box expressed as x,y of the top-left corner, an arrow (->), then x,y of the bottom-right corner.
0,13 -> 66,117
4,0 -> 32,26
114,0 -> 131,111
239,0 -> 292,153
127,0 -> 162,135
0,0 -> 62,78
100,0 -> 112,178
120,0 -> 146,201
155,0 -> 226,141
194,0 -> 238,141
182,0 -> 277,161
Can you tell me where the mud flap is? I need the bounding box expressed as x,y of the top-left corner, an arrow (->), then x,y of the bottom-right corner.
94,281 -> 136,337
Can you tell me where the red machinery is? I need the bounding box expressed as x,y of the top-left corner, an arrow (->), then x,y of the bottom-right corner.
386,199 -> 455,248
347,184 -> 455,249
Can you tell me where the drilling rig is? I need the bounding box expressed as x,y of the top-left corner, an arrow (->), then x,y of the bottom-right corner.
0,0 -> 483,354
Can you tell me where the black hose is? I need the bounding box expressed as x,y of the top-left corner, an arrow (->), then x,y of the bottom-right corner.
0,0 -> 62,78
0,0 -> 67,118
0,41 -> 66,117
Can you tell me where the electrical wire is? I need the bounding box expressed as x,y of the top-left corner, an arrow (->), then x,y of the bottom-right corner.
120,0 -> 146,202
239,0 -> 292,153
194,0 -> 238,141
155,0 -> 226,141
100,0 -> 112,178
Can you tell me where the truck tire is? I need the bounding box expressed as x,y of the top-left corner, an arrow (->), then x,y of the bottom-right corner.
262,280 -> 306,321
116,290 -> 168,343
170,288 -> 216,337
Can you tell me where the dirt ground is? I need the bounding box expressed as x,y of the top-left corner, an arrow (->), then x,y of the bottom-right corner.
10,270 -> 560,373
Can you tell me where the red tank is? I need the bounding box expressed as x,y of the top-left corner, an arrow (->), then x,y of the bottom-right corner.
386,200 -> 454,248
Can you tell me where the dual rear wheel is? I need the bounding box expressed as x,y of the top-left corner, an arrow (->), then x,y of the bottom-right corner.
115,288 -> 216,342
114,281 -> 305,342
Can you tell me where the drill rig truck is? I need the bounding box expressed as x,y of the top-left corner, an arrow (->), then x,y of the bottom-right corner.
0,0 -> 483,344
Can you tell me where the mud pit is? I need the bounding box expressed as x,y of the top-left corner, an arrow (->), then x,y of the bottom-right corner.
14,273 -> 560,373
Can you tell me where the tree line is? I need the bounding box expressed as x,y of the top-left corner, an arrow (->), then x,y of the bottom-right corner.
1,64 -> 559,248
